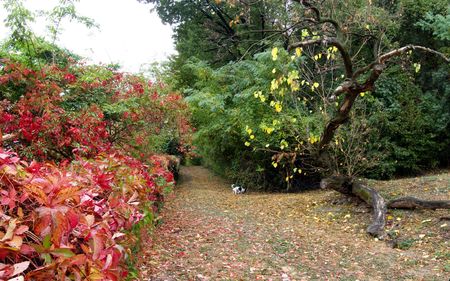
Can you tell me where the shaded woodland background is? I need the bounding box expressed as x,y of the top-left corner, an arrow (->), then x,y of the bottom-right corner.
144,0 -> 450,190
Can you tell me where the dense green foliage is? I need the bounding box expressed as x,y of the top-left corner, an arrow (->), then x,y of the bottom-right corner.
147,0 -> 449,188
186,49 -> 327,189
366,66 -> 449,178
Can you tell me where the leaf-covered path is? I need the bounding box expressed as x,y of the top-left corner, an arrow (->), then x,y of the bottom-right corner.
139,166 -> 449,280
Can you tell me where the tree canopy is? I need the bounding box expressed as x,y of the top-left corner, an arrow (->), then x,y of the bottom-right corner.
143,0 -> 449,186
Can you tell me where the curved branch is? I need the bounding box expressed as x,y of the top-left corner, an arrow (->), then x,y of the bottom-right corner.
317,44 -> 448,153
378,44 -> 449,63
353,44 -> 449,80
288,37 -> 353,78
317,90 -> 359,151
292,0 -> 341,33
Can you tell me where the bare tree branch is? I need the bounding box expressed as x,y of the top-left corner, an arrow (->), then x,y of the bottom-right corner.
353,44 -> 449,80
288,37 -> 353,79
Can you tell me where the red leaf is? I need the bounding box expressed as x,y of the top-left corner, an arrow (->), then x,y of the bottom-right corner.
91,232 -> 104,261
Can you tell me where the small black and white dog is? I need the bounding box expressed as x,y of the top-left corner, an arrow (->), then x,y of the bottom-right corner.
231,184 -> 246,194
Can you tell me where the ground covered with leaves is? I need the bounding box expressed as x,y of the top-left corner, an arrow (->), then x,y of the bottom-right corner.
139,166 -> 449,280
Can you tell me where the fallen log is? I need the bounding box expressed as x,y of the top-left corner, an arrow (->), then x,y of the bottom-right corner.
387,197 -> 450,209
351,179 -> 386,237
321,176 -> 450,238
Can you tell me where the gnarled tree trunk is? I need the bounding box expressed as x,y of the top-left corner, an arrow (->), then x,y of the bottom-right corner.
286,1 -> 450,239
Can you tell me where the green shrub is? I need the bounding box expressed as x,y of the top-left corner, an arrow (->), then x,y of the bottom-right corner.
365,66 -> 449,178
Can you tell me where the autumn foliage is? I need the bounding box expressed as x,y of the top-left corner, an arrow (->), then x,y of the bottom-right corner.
0,58 -> 193,279
0,149 -> 173,280
0,60 -> 193,161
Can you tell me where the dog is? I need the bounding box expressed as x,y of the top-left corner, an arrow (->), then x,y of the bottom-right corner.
231,184 -> 246,194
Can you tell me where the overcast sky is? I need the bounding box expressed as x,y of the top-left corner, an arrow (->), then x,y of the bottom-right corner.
0,0 -> 176,73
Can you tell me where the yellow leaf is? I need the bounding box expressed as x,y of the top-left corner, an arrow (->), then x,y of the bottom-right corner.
287,70 -> 299,86
301,29 -> 309,38
272,162 -> 278,168
291,82 -> 300,91
270,79 -> 279,91
275,102 -> 282,112
271,47 -> 278,61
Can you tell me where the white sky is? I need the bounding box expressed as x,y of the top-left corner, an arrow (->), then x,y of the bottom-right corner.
0,0 -> 176,73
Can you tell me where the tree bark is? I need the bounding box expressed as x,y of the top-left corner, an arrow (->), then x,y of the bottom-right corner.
351,179 -> 386,237
387,197 -> 450,209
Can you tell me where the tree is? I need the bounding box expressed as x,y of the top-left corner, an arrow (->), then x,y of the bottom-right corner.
1,0 -> 96,68
277,0 -> 450,237
140,0 -> 280,63
184,0 -> 450,238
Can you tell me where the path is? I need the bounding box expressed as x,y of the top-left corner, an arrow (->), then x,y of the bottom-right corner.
139,166 -> 449,280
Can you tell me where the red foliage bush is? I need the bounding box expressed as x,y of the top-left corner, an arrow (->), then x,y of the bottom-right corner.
0,59 -> 193,279
0,149 -> 173,280
0,60 -> 194,162
0,62 -> 110,160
